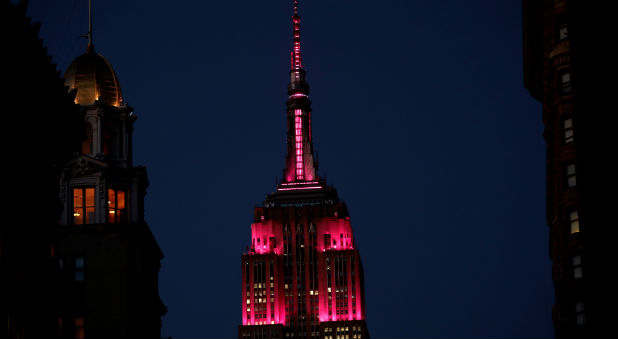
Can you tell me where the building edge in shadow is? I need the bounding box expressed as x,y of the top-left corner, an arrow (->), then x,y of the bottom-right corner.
523,0 -> 615,338
1,0 -> 166,338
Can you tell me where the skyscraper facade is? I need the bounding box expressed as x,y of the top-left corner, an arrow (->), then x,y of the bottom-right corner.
238,2 -> 369,339
523,0 -> 613,337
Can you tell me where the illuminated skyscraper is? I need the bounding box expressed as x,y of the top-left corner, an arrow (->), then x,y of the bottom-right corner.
238,2 -> 370,339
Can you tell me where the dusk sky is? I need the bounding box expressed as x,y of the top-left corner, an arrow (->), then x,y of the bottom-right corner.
26,0 -> 553,337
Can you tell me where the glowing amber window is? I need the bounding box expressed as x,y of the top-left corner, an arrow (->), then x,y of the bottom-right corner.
74,317 -> 84,339
107,188 -> 126,223
73,187 -> 95,224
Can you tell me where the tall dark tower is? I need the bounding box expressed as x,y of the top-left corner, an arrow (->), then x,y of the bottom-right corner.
238,2 -> 370,339
54,2 -> 166,338
523,0 -> 613,338
2,1 -> 82,337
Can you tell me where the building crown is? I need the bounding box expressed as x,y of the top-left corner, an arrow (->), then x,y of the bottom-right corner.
282,0 -> 319,187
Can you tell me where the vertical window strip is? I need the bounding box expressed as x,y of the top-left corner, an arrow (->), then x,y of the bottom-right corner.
295,109 -> 304,180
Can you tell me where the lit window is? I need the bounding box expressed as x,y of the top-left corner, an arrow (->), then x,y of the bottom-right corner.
107,188 -> 126,223
74,317 -> 84,339
75,257 -> 85,281
575,302 -> 585,325
563,118 -> 574,143
573,255 -> 582,279
569,210 -> 580,234
73,187 -> 95,224
558,70 -> 572,95
566,163 -> 576,188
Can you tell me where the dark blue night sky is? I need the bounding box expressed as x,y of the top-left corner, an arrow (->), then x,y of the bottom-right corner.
26,0 -> 553,337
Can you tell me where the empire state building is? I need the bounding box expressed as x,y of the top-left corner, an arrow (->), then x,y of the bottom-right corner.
238,1 -> 370,339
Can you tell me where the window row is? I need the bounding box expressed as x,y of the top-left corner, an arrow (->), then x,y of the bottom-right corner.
72,187 -> 127,224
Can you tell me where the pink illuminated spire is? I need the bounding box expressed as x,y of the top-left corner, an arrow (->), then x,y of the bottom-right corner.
291,0 -> 302,70
282,0 -> 318,184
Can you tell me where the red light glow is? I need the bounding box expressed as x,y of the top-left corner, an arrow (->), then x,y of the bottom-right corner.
240,1 -> 368,336
295,109 -> 304,180
243,213 -> 365,329
279,181 -> 320,186
277,185 -> 323,191
289,93 -> 308,98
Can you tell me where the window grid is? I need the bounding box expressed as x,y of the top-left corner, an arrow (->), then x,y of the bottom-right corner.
73,187 -> 95,225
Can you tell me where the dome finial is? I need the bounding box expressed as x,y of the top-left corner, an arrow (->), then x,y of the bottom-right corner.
88,0 -> 92,46
81,0 -> 94,52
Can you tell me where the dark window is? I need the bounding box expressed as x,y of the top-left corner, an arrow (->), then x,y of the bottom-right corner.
81,123 -> 93,154
573,255 -> 582,279
563,118 -> 574,143
556,13 -> 568,41
324,233 -> 331,250
576,302 -> 585,325
565,163 -> 576,188
558,70 -> 572,95
75,257 -> 85,281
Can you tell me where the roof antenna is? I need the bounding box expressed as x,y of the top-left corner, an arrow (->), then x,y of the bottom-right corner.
81,0 -> 94,52
291,0 -> 302,70
88,0 -> 93,46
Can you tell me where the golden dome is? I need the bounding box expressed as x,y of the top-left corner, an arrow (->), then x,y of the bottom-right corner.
64,44 -> 123,106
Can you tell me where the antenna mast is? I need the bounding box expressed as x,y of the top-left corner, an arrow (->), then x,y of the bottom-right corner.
88,0 -> 93,45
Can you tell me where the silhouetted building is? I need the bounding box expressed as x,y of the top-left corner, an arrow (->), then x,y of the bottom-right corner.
237,2 -> 369,339
54,32 -> 165,339
1,0 -> 82,337
523,0 -> 614,338
1,1 -> 165,338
